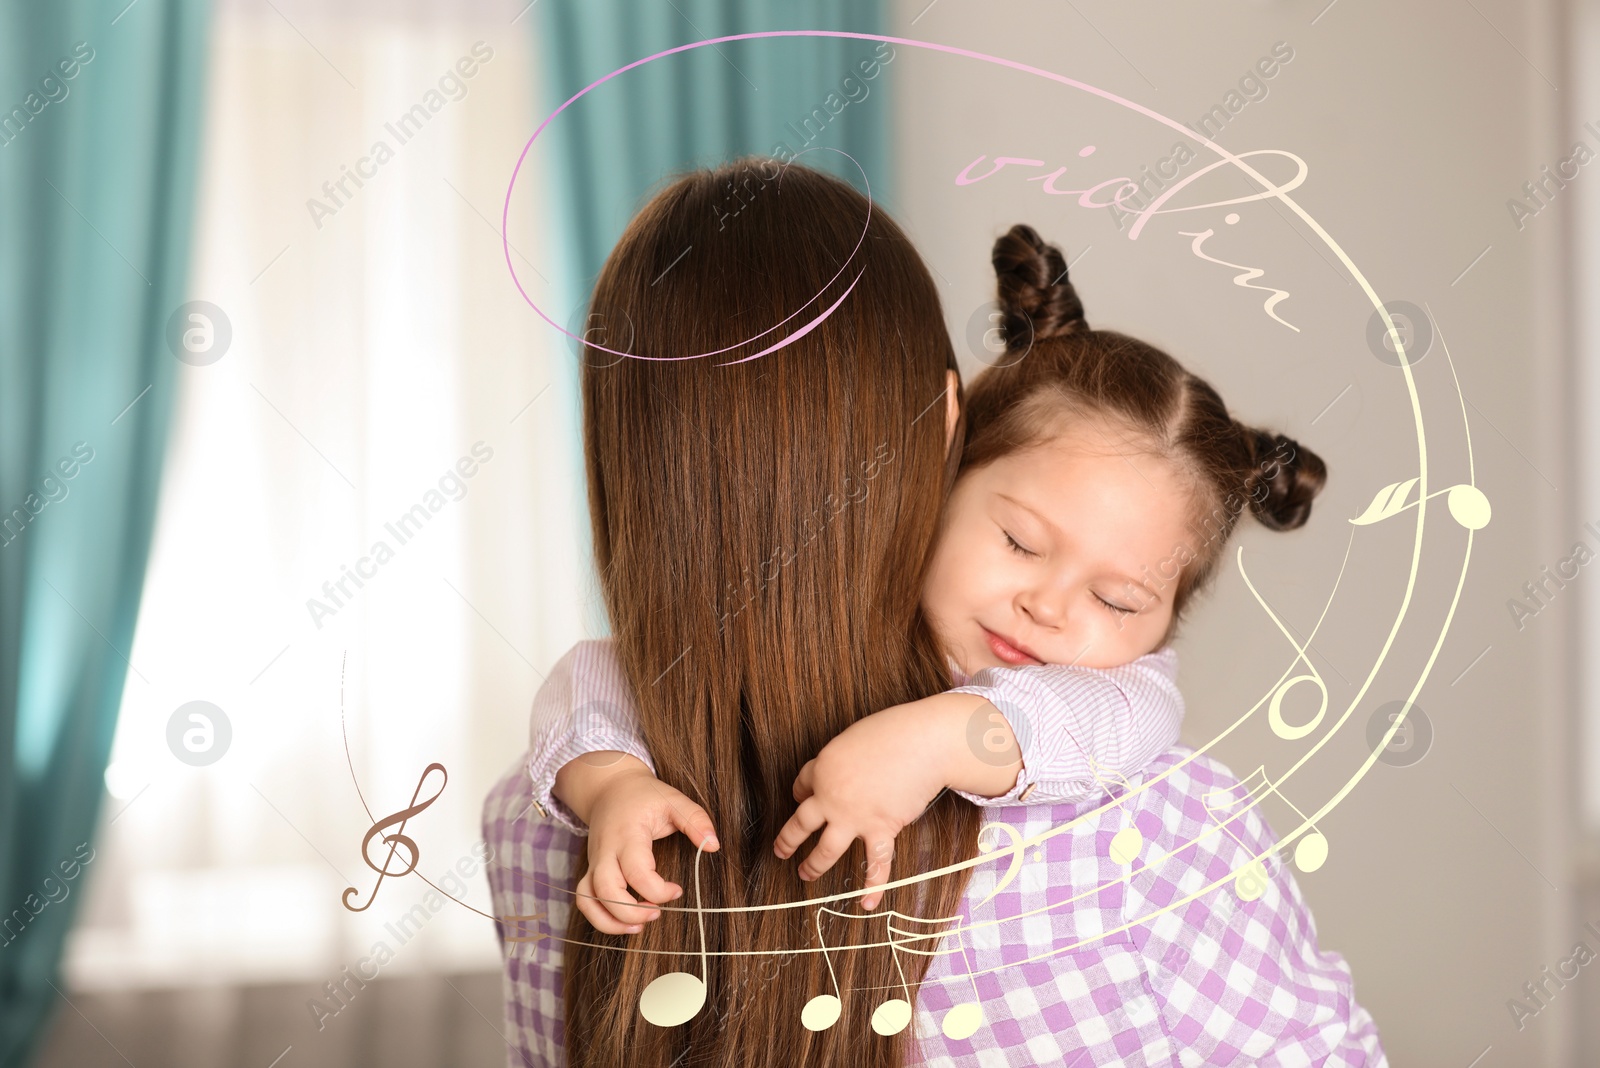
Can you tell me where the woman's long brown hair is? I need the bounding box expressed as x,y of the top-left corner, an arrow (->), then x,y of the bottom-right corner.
566,160 -> 982,1067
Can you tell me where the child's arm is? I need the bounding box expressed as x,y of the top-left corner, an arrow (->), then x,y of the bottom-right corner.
774,649 -> 1183,909
945,646 -> 1184,805
526,640 -> 719,935
526,640 -> 656,834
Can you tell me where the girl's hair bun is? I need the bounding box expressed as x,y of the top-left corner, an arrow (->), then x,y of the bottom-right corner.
1244,430 -> 1327,531
991,224 -> 1087,348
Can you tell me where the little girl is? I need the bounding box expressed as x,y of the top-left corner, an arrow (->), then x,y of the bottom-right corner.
528,222 -> 1327,934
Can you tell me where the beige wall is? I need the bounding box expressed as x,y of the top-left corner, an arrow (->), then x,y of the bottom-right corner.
890,1 -> 1579,1064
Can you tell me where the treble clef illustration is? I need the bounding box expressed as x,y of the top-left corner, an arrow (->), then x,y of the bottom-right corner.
341,762 -> 448,912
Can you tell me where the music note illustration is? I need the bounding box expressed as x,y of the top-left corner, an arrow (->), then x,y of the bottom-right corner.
1236,559 -> 1331,743
639,840 -> 710,1027
1074,749 -> 1144,870
871,919 -> 916,1036
1232,859 -> 1272,903
1350,478 -> 1491,531
1108,823 -> 1144,868
972,820 -> 1029,907
801,907 -> 844,1031
927,919 -> 985,1041
342,762 -> 448,912
799,905 -> 924,1036
1201,775 -> 1279,902
1267,665 -> 1327,742
1202,767 -> 1330,904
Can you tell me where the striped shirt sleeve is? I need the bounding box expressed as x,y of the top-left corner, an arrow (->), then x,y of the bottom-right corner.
944,646 -> 1184,807
524,638 -> 653,835
528,639 -> 1183,823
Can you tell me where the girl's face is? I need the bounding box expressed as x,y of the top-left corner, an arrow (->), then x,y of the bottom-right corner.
923,419 -> 1195,674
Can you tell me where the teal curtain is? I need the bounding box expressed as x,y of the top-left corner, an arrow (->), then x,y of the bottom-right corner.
0,0 -> 209,1063
531,0 -> 893,307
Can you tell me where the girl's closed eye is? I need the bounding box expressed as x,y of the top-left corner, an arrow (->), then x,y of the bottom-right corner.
1003,530 -> 1035,557
1094,593 -> 1135,616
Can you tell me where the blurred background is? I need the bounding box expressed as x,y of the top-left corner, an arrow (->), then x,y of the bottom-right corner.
0,0 -> 1590,1065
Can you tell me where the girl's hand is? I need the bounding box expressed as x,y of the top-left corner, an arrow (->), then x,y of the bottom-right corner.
773,705 -> 948,911
574,767 -> 720,935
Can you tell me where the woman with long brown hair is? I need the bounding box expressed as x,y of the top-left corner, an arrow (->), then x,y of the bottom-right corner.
484,162 -> 1383,1066
491,158 -> 982,1068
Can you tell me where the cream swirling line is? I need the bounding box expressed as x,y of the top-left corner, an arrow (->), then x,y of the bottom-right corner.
476,30 -> 1488,1028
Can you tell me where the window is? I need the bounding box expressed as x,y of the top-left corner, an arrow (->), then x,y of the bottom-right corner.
67,0 -> 590,992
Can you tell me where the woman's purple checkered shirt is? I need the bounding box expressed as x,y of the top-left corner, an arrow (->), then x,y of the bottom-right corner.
482,650 -> 1385,1066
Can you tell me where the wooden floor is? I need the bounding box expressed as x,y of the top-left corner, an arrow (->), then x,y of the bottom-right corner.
32,970 -> 511,1068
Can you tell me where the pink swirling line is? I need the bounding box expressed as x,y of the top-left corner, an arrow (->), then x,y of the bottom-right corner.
503,89 -> 874,363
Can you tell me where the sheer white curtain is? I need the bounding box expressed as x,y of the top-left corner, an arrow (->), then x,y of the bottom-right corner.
65,0 -> 588,996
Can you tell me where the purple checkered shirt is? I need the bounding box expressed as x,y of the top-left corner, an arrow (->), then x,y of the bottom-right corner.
482,651 -> 1386,1065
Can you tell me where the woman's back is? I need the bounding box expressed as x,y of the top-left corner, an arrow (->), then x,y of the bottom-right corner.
559,159 -> 982,1067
